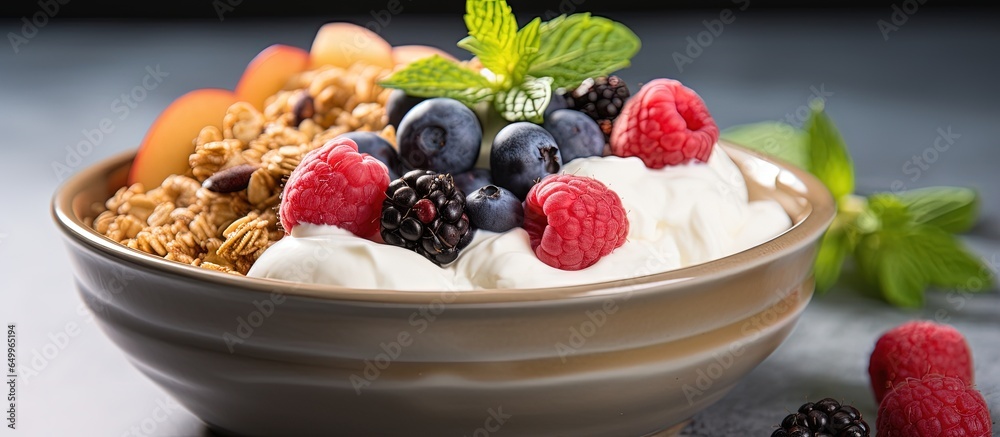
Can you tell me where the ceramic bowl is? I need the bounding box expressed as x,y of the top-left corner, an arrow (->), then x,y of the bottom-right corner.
52,141 -> 835,437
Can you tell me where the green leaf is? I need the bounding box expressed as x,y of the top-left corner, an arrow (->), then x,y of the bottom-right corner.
814,220 -> 853,292
853,194 -> 994,307
377,55 -> 495,106
805,103 -> 854,201
871,241 -> 928,307
463,0 -> 517,52
510,17 -> 542,86
859,227 -> 992,307
864,194 -> 911,229
495,76 -> 553,123
721,105 -> 991,307
459,0 -> 520,84
896,186 -> 980,233
920,234 -> 993,290
528,13 -> 641,89
720,121 -> 809,170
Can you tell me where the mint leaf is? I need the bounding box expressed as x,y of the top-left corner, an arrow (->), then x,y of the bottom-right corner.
495,76 -> 552,123
463,0 -> 517,45
805,103 -> 854,201
459,0 -> 519,85
857,226 -> 991,307
920,232 -> 993,289
896,186 -> 980,233
853,193 -> 993,307
866,241 -> 928,307
528,13 -> 641,89
401,1 -> 643,122
510,17 -> 542,86
720,121 -> 809,170
721,105 -> 990,306
378,55 -> 495,106
814,219 -> 853,292
864,194 -> 910,229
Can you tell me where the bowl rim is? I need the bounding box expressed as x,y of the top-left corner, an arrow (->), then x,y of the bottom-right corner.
52,140 -> 836,305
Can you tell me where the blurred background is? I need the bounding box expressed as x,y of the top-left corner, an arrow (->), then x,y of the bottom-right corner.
1,1 -> 998,436
0,0 -> 989,17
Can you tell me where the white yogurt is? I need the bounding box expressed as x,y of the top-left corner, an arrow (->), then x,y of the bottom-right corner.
248,146 -> 792,290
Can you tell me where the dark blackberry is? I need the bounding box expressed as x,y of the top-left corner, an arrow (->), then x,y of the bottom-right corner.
771,398 -> 870,437
380,169 -> 474,266
563,75 -> 631,152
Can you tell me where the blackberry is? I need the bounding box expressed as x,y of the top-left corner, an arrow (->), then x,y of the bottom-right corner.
771,398 -> 870,437
563,75 -> 631,152
380,169 -> 474,266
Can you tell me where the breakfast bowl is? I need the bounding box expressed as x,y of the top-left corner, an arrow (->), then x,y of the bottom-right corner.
52,139 -> 835,437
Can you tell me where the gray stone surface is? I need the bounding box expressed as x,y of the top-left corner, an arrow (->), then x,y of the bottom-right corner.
1,7 -> 997,436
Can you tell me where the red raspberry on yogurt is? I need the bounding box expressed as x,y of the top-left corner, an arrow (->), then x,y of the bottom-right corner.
278,137 -> 390,239
610,78 -> 719,168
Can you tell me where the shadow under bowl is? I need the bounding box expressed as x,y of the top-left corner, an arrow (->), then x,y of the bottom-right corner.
52,141 -> 835,437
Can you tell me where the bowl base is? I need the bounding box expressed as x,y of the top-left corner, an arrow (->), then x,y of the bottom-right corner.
202,418 -> 694,437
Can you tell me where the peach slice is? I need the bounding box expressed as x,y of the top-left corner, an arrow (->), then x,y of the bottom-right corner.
309,22 -> 394,70
391,45 -> 458,67
235,44 -> 310,111
128,89 -> 240,187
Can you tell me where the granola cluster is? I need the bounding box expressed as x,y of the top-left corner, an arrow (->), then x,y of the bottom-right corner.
86,62 -> 396,275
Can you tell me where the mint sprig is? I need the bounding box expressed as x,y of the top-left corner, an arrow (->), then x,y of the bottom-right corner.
458,1 -> 535,88
496,76 -> 552,123
378,55 -> 495,103
721,102 -> 994,307
460,0 -> 518,69
529,13 -> 641,89
378,0 -> 640,122
896,186 -> 980,232
853,194 -> 990,307
804,103 -> 854,200
813,211 -> 852,292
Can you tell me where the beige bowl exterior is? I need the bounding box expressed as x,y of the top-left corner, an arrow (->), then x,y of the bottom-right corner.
52,142 -> 835,437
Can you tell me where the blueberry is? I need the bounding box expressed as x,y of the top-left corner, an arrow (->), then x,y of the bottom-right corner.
490,122 -> 562,200
543,94 -> 569,120
385,89 -> 426,128
543,109 -> 605,163
398,97 -> 482,175
466,185 -> 524,233
336,131 -> 401,179
453,168 -> 492,196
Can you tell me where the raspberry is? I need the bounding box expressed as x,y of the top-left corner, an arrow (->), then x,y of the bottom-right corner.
876,376 -> 992,437
522,174 -> 629,270
868,320 -> 974,403
278,138 -> 390,238
609,78 -> 719,168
